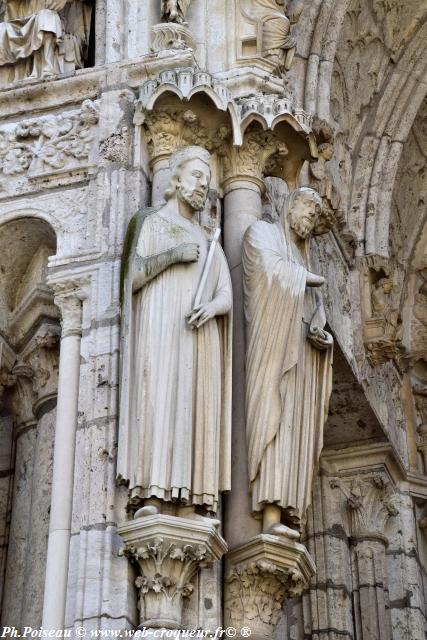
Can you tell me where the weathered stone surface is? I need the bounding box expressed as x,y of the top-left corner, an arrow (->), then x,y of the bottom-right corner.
0,2 -> 426,639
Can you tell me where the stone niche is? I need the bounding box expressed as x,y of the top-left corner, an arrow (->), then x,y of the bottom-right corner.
0,216 -> 60,630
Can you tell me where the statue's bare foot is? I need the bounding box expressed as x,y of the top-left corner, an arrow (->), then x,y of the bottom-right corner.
306,271 -> 325,287
268,523 -> 300,540
134,505 -> 159,519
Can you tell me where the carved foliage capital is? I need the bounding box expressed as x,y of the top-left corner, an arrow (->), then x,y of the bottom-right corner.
51,279 -> 89,338
221,129 -> 288,184
226,559 -> 302,635
331,473 -> 399,539
139,106 -> 231,164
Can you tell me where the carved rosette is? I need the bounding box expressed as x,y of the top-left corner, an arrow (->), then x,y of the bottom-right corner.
117,514 -> 227,629
224,534 -> 315,640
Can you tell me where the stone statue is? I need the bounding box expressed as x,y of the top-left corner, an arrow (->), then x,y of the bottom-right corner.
118,145 -> 232,519
161,0 -> 191,25
243,186 -> 333,538
254,0 -> 303,73
0,0 -> 92,82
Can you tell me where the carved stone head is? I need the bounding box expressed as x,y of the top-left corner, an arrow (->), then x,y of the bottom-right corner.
165,145 -> 211,211
286,187 -> 322,240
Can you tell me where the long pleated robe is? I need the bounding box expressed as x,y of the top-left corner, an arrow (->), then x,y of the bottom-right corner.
243,219 -> 332,525
118,207 -> 232,513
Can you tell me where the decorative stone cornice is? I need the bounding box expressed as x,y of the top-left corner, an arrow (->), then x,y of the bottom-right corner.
117,514 -> 227,630
224,534 -> 315,640
135,69 -> 315,150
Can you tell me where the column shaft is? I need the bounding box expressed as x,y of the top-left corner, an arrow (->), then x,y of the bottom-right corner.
223,178 -> 263,548
42,296 -> 83,630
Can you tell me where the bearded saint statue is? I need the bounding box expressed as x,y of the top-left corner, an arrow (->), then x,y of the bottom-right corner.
243,186 -> 333,538
118,146 -> 232,520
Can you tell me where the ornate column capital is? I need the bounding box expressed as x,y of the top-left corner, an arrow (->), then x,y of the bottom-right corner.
331,473 -> 399,543
220,129 -> 288,188
224,535 -> 315,640
20,323 -> 60,415
50,279 -> 90,339
136,105 -> 231,170
117,514 -> 227,630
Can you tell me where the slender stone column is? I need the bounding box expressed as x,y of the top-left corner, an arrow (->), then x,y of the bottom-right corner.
222,176 -> 264,548
151,156 -> 170,207
42,284 -> 87,630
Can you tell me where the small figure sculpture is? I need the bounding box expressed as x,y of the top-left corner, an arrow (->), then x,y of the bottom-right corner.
161,0 -> 191,25
0,0 -> 92,82
118,146 -> 232,520
255,0 -> 303,73
243,186 -> 333,538
371,276 -> 393,317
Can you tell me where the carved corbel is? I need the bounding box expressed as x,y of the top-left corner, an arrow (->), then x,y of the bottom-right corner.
117,514 -> 227,630
224,535 -> 315,640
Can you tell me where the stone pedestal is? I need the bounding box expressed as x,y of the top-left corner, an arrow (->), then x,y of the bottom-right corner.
224,534 -> 315,640
117,514 -> 228,630
151,23 -> 195,52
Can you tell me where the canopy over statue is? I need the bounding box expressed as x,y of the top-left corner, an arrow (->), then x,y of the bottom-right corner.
118,146 -> 232,517
243,186 -> 333,537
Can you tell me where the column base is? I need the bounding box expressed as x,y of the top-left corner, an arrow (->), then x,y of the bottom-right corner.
118,514 -> 227,630
224,534 -> 316,640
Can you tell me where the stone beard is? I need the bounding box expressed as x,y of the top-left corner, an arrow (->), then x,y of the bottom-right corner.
243,187 -> 333,529
118,146 -> 232,515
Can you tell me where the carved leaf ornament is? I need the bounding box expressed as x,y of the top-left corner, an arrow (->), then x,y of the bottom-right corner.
0,100 -> 99,177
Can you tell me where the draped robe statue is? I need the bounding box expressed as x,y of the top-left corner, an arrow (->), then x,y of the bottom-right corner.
118,146 -> 232,517
243,186 -> 333,536
0,0 -> 92,82
253,0 -> 303,72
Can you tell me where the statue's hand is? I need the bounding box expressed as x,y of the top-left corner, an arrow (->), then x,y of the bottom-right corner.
175,242 -> 200,264
308,325 -> 333,350
187,302 -> 216,329
306,271 -> 325,287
